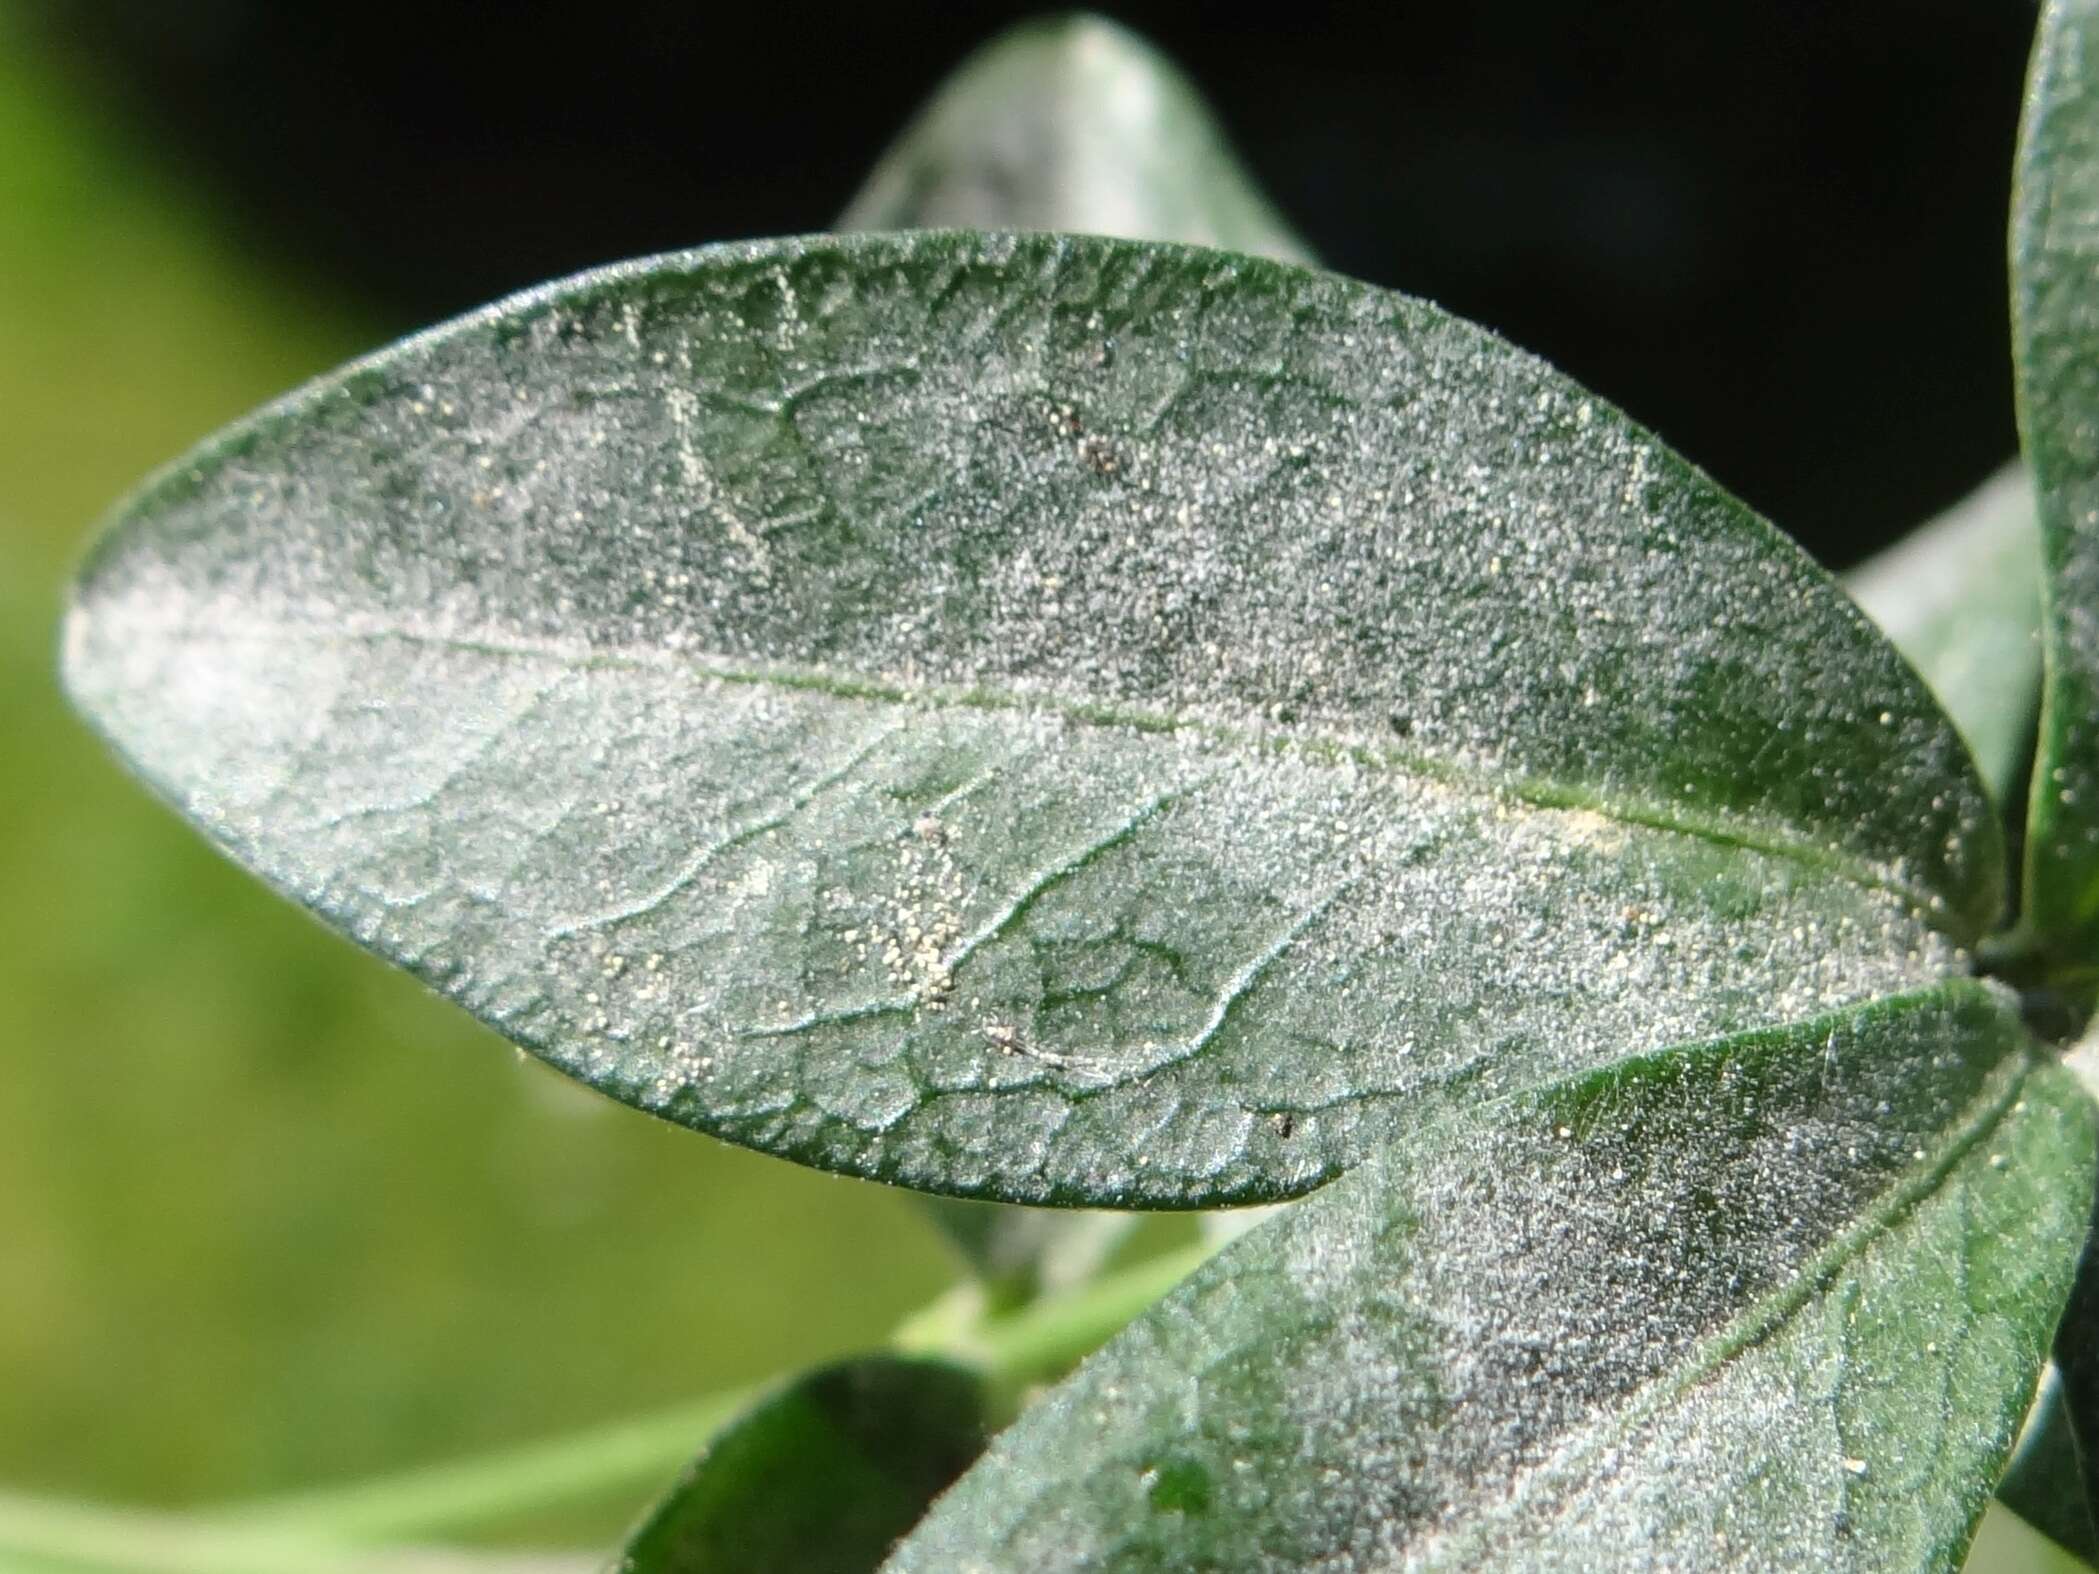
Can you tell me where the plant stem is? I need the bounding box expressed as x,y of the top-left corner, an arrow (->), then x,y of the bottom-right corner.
223,1389 -> 756,1545
1,1237 -> 1218,1569
0,1490 -> 588,1574
1978,922 -> 2099,1043
216,1239 -> 1216,1547
931,1241 -> 1213,1420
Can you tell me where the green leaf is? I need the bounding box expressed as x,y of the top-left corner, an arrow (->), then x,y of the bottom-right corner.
1997,1363 -> 2099,1564
0,1486 -> 588,1574
2022,1030 -> 2099,1568
912,1196 -> 1138,1307
886,983 -> 2096,1571
0,15 -> 958,1533
1843,464 -> 2042,806
2014,0 -> 2099,980
838,16 -> 1309,265
64,230 -> 1998,1205
612,1357 -> 985,1574
839,13 -> 1305,1278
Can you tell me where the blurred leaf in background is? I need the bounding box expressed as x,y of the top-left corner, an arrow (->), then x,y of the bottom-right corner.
0,0 -> 948,1546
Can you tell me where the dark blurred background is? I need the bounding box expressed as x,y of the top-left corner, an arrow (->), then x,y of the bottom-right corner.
22,0 -> 2036,565
0,2 -> 2068,1566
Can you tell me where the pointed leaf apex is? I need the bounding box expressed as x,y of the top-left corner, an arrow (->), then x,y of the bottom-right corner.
838,16 -> 1311,263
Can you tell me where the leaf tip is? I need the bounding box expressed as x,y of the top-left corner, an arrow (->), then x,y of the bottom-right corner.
839,12 -> 1310,264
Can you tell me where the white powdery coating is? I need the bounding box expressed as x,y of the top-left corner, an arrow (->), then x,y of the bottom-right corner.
884,996 -> 2094,1570
66,232 -> 1992,1202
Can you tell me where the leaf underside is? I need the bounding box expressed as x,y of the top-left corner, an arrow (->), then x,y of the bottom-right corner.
838,15 -> 1310,265
64,229 -> 2001,1207
2016,0 -> 2099,975
1842,464 -> 2043,808
614,1357 -> 987,1574
887,983 -> 2096,1572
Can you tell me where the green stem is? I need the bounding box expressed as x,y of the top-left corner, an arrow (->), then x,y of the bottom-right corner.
217,1239 -> 1215,1548
1978,922 -> 2099,1042
0,1490 -> 587,1574
224,1389 -> 756,1545
1,1238 -> 1218,1569
961,1242 -> 1212,1419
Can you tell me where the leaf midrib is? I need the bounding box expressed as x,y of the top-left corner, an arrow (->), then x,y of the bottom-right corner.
81,605 -> 1966,936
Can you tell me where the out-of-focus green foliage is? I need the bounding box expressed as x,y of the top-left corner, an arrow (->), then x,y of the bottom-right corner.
0,3 -> 945,1546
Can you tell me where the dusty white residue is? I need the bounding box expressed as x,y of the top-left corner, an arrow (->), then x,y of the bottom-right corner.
879,811 -> 966,1007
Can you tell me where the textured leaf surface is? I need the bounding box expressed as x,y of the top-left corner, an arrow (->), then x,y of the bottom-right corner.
838,16 -> 1308,264
65,230 -> 1994,1205
0,15 -> 963,1533
844,16 -> 1292,1271
2016,0 -> 2099,973
1844,465 -> 2042,805
613,1358 -> 985,1574
2026,1032 -> 2099,1566
887,984 -> 2096,1572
